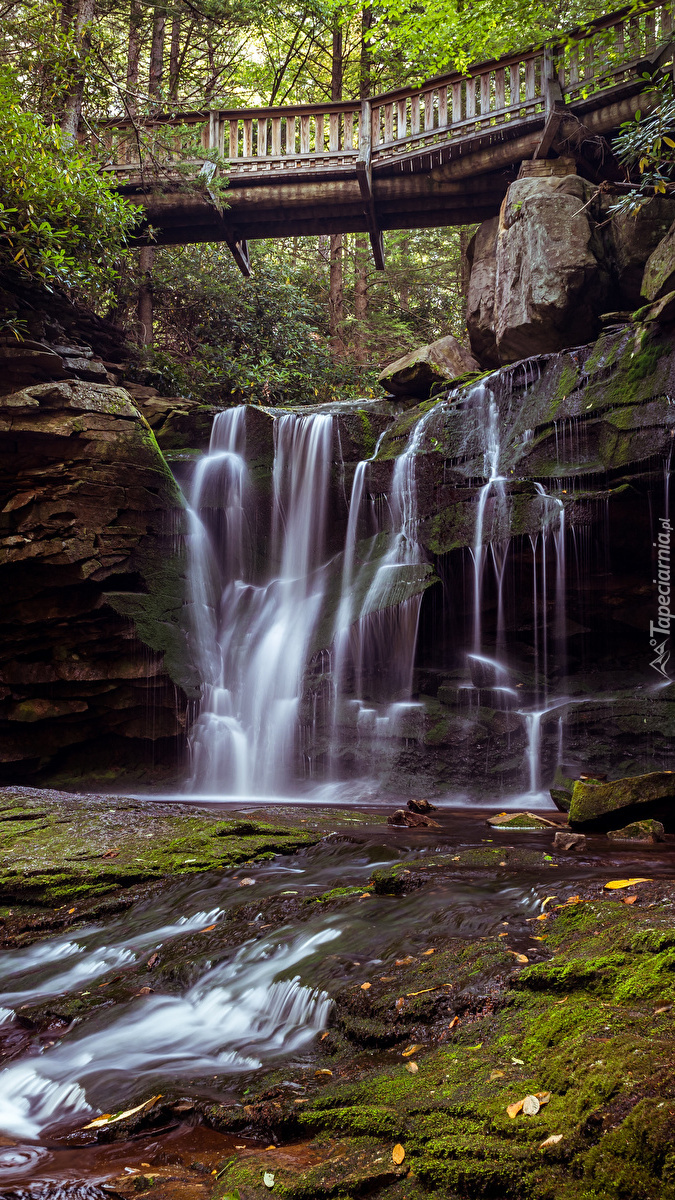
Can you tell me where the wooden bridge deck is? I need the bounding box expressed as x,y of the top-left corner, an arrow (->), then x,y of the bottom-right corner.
97,1 -> 674,272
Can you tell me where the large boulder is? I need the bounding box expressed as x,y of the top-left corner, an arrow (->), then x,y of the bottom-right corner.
611,198 -> 675,308
466,217 -> 499,367
569,771 -> 675,831
493,168 -> 611,362
378,335 -> 479,399
641,218 -> 675,303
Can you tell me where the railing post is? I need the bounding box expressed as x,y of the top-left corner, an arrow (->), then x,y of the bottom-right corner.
543,46 -> 564,112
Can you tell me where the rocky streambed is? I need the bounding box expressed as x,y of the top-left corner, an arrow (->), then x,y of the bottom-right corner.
2,790 -> 675,1200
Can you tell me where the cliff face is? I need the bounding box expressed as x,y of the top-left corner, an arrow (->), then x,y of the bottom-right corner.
0,376 -> 193,787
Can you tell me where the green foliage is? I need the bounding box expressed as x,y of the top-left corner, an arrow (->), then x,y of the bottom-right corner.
0,66 -> 138,296
126,243 -> 364,405
611,75 -> 675,217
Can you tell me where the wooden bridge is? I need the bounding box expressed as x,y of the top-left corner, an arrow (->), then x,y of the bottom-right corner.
99,1 -> 674,274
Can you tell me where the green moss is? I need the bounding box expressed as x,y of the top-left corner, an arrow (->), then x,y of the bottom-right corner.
356,408 -> 376,458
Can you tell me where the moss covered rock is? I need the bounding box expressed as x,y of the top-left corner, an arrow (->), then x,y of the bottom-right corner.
569,771 -> 675,831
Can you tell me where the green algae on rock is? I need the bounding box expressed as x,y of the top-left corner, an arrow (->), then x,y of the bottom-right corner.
569,771 -> 675,831
607,818 -> 665,844
0,786 -> 323,908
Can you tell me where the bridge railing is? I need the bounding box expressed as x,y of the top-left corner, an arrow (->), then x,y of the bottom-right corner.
98,0 -> 672,176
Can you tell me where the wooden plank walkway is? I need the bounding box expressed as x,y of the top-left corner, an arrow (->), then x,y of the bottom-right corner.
95,1 -> 674,272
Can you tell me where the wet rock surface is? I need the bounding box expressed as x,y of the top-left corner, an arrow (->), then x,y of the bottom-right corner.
1,802 -> 675,1200
378,335 -> 479,399
569,771 -> 675,831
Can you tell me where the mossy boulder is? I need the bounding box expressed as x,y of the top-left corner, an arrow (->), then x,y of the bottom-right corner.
378,335 -> 479,400
569,771 -> 675,831
607,818 -> 665,844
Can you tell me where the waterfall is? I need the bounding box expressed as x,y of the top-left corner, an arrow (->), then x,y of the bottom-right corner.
471,384 -> 507,655
188,409 -> 333,795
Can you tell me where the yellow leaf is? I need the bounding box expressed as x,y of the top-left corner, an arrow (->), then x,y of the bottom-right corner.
624,895 -> 638,905
664,136 -> 675,148
541,896 -> 558,910
507,1099 -> 524,1118
540,1134 -> 563,1148
392,1144 -> 405,1165
82,1095 -> 162,1130
422,948 -> 435,955
604,879 -> 651,890
315,1069 -> 332,1077
507,951 -> 529,963
402,1044 -> 422,1057
405,1061 -> 419,1074
535,1091 -> 551,1105
360,982 -> 371,990
406,987 -> 440,996
490,1069 -> 505,1080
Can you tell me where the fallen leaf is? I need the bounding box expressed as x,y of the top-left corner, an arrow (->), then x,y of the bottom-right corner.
498,932 -> 508,937
499,862 -> 507,867
402,1044 -> 422,1057
507,952 -> 529,964
541,896 -> 558,910
468,1043 -> 482,1050
140,1164 -> 151,1169
604,879 -> 651,890
395,998 -> 405,1011
135,986 -> 154,996
68,908 -> 75,914
535,914 -> 550,921
146,953 -> 159,969
380,976 -> 396,982
360,893 -> 371,898
263,1171 -> 275,1188
540,1134 -> 563,1148
406,987 -> 440,996
320,1031 -> 330,1040
522,1094 -> 540,1115
556,996 -> 569,1005
422,948 -> 435,956
623,896 -> 638,905
448,1016 -> 460,1029
102,849 -> 120,858
82,1095 -> 162,1130
490,1069 -> 505,1080
265,1145 -> 275,1150
392,1144 -> 405,1165
507,1100 -> 524,1118
405,1061 -> 419,1074
396,956 -> 416,966
239,877 -> 255,887
511,1057 -> 524,1065
315,1069 -> 332,1077
655,1005 -> 672,1014
361,982 -> 371,990
201,924 -> 217,931
535,1091 -> 551,1106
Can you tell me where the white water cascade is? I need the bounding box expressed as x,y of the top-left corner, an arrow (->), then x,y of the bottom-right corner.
188,409 -> 334,795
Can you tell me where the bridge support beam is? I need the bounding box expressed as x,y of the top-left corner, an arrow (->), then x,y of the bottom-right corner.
223,232 -> 251,277
357,101 -> 385,271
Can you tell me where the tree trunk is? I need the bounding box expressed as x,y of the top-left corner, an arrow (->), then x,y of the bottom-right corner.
354,234 -> 368,365
328,14 -> 344,358
329,234 -> 344,357
169,4 -> 182,102
360,4 -> 373,100
149,3 -> 166,106
138,246 -> 155,346
60,0 -> 96,139
126,0 -> 143,114
459,226 -> 471,310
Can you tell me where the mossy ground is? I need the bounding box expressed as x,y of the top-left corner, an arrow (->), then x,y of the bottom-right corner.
202,881 -> 675,1200
0,786 -> 379,918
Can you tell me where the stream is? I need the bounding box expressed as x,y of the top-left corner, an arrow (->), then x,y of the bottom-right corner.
1,804 -> 675,1197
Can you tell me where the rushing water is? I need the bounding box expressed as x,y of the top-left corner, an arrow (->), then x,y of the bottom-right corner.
0,810 -> 607,1152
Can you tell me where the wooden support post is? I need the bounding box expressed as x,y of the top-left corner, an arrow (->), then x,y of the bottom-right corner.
224,233 -> 251,277
357,99 -> 385,270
